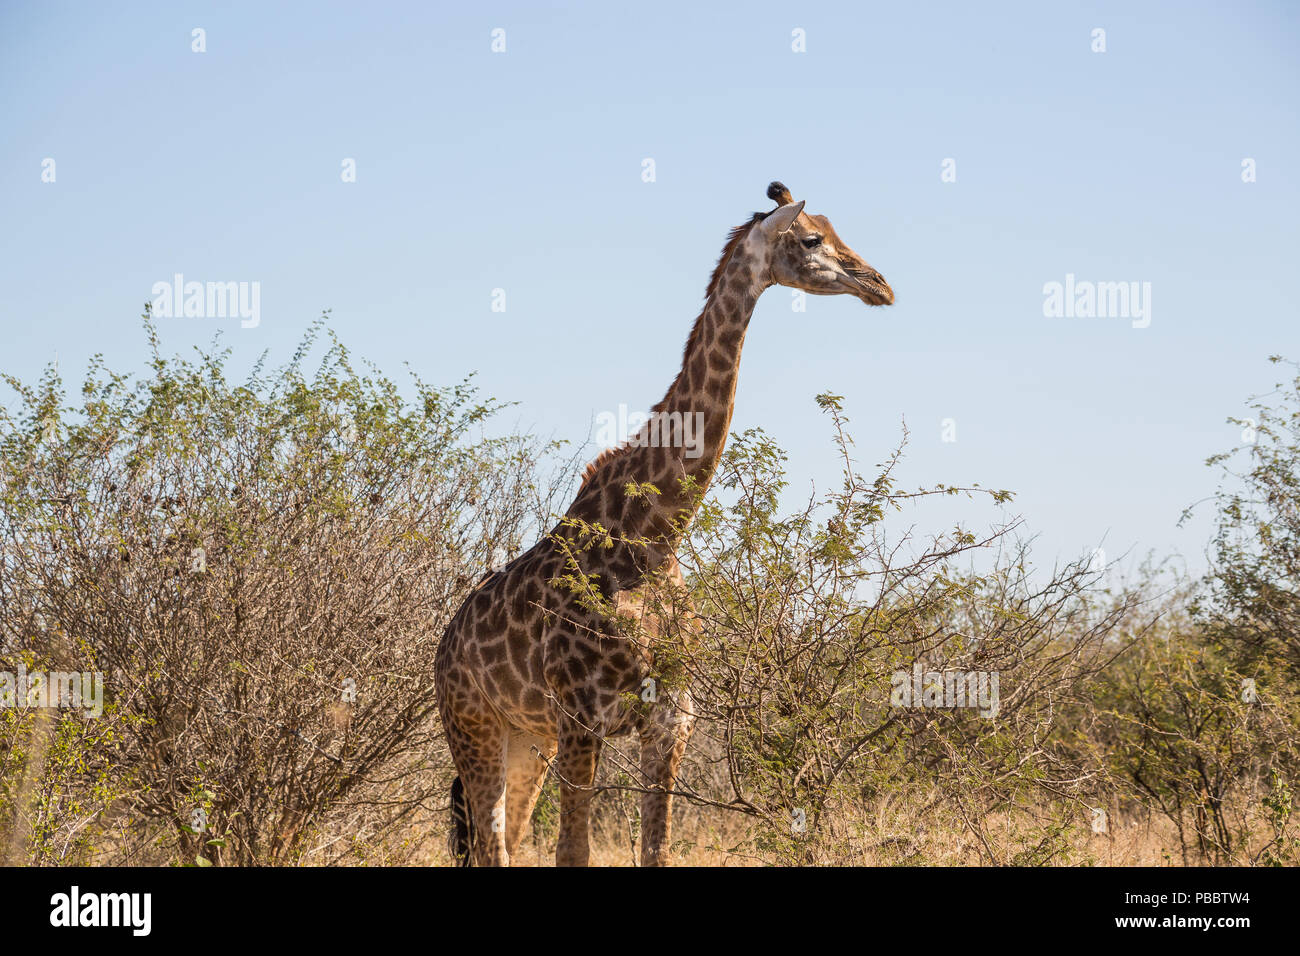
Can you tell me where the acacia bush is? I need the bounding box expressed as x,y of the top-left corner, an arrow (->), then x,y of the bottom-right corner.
574,398 -> 1150,865
573,383 -> 1298,866
0,313 -> 564,865
1079,358 -> 1300,865
1200,357 -> 1300,678
1084,587 -> 1299,865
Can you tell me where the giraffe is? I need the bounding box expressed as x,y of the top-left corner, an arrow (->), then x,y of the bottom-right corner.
434,182 -> 894,866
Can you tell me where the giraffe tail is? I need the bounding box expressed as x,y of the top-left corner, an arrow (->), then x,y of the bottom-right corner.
448,775 -> 475,867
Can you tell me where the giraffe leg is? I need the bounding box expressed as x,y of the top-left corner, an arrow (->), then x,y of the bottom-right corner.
639,689 -> 696,866
503,729 -> 556,863
554,721 -> 602,867
443,708 -> 510,867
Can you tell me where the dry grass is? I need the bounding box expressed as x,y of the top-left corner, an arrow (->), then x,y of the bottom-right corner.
304,790 -> 1268,867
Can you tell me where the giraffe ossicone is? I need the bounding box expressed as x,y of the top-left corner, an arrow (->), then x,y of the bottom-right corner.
434,181 -> 893,866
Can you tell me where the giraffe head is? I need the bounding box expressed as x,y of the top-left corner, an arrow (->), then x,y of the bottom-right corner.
749,181 -> 894,306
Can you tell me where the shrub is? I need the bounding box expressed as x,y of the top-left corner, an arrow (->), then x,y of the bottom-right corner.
0,312 -> 563,864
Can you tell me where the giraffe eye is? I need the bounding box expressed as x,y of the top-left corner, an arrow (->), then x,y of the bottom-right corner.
801,235 -> 822,249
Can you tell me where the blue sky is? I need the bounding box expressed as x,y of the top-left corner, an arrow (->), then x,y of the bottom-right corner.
2,1 -> 1297,575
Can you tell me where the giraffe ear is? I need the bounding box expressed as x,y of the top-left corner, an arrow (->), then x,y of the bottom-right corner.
759,200 -> 805,237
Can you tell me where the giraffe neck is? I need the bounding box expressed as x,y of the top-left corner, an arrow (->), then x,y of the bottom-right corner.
652,243 -> 764,504
562,224 -> 768,585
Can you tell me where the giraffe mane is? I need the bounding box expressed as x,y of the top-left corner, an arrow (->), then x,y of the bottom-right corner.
577,212 -> 768,492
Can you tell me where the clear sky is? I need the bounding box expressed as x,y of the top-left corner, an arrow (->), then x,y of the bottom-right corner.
2,1 -> 1297,575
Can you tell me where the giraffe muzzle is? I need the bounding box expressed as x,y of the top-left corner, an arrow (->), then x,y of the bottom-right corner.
843,268 -> 895,306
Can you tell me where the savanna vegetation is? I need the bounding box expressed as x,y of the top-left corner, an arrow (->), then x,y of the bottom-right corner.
1,313 -> 1295,866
